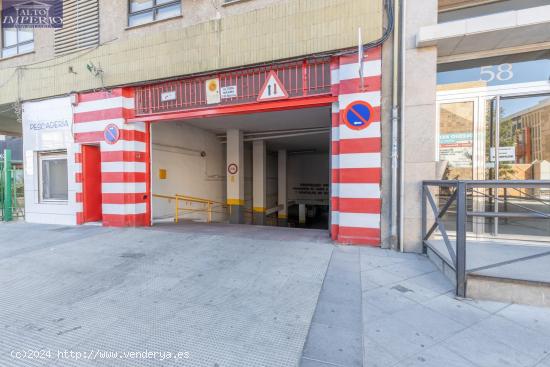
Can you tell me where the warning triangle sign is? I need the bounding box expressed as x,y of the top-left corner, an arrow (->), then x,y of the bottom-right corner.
257,71 -> 289,102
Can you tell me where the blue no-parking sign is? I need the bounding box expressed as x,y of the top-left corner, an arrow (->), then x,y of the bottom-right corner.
343,101 -> 374,130
104,124 -> 120,144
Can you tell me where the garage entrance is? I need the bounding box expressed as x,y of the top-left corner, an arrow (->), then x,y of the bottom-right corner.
150,107 -> 331,229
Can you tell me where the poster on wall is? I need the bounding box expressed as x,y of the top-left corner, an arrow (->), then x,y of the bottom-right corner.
439,133 -> 473,168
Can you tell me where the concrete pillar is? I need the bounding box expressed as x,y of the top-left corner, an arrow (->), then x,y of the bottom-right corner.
299,204 -> 306,226
277,149 -> 288,226
227,129 -> 244,224
252,140 -> 267,225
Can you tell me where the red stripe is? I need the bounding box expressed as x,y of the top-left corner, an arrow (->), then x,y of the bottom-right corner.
332,198 -> 381,213
75,172 -> 82,183
339,47 -> 382,65
331,168 -> 381,183
102,193 -> 147,204
102,213 -> 148,227
76,212 -> 84,225
74,129 -> 146,144
101,172 -> 147,183
75,153 -> 82,163
101,151 -> 147,162
331,224 -> 380,246
76,192 -> 83,203
77,88 -> 133,103
332,138 -> 381,155
74,107 -> 133,123
338,76 -> 381,94
332,112 -> 340,127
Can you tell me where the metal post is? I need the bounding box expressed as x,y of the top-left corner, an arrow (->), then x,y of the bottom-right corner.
208,202 -> 212,223
175,197 -> 179,223
421,183 -> 427,253
3,149 -> 12,222
455,181 -> 467,298
494,96 -> 500,236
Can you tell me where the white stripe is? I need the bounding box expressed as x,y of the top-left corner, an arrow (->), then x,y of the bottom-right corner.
101,162 -> 146,173
74,183 -> 82,192
102,203 -> 147,215
73,162 -> 82,173
332,183 -> 380,198
331,103 -> 340,114
75,97 -> 135,113
102,183 -> 147,194
331,122 -> 381,141
100,140 -> 147,152
336,60 -> 382,82
331,69 -> 340,85
332,153 -> 381,169
331,211 -> 380,228
74,119 -> 146,134
339,92 -> 380,109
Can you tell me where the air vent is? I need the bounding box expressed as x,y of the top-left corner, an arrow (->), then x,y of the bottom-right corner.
54,0 -> 99,56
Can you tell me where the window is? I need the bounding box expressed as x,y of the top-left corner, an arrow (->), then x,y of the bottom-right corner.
128,0 -> 181,27
2,28 -> 34,58
39,151 -> 68,202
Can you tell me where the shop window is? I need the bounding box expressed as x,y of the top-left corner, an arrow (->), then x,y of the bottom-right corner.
39,151 -> 68,202
2,28 -> 34,58
128,0 -> 181,27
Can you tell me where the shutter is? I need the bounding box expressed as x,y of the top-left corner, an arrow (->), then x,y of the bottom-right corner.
54,0 -> 99,56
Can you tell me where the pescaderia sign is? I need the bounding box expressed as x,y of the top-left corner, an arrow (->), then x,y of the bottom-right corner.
2,0 -> 63,28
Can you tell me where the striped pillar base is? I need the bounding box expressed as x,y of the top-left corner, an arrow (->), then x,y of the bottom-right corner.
330,47 -> 382,246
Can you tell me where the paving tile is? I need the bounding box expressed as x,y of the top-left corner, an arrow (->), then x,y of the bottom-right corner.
497,304 -> 550,338
470,315 -> 550,361
443,327 -> 538,367
395,344 -> 481,367
398,270 -> 454,295
360,272 -> 382,291
313,298 -> 362,331
536,355 -> 550,367
389,280 -> 443,303
363,268 -> 408,286
300,357 -> 337,367
362,296 -> 391,325
363,286 -> 419,315
423,293 -> 491,327
461,297 -> 511,314
302,322 -> 362,367
365,315 -> 437,361
382,259 -> 436,279
393,304 -> 465,342
364,336 -> 400,367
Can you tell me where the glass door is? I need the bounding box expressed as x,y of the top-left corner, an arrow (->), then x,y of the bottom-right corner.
484,94 -> 550,240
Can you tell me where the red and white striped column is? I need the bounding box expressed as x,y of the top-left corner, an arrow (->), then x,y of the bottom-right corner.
73,88 -> 150,227
331,47 -> 382,246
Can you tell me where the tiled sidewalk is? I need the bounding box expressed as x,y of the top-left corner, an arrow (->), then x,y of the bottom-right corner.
301,245 -> 550,367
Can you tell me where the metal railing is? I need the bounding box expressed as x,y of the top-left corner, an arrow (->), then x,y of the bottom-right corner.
422,180 -> 550,297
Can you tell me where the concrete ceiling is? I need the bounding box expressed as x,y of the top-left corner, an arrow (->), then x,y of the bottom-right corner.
171,106 -> 331,134
165,106 -> 332,153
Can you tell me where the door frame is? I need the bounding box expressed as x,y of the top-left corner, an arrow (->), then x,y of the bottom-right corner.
436,81 -> 550,242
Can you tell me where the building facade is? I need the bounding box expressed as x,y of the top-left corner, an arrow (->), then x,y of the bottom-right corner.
1,0 -> 549,251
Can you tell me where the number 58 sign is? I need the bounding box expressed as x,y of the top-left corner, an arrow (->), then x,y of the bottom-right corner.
480,63 -> 513,83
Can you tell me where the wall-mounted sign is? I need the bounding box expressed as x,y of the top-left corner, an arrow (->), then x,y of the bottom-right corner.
205,78 -> 221,104
258,71 -> 288,102
104,124 -> 120,145
490,146 -> 516,162
227,163 -> 238,175
2,0 -> 64,29
161,91 -> 176,102
343,101 -> 374,130
221,85 -> 238,99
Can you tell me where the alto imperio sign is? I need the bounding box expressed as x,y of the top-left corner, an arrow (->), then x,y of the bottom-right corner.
2,0 -> 63,28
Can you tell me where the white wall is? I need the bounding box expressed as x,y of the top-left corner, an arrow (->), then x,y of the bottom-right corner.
22,97 -> 80,225
287,153 -> 329,205
151,122 -> 226,222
